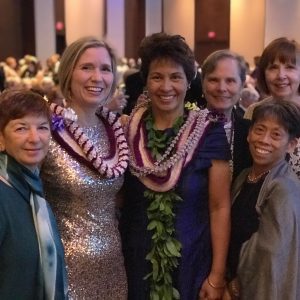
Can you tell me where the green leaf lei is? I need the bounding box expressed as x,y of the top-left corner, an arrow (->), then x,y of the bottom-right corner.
144,111 -> 185,300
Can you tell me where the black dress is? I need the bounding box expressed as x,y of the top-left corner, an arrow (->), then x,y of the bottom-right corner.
227,176 -> 266,279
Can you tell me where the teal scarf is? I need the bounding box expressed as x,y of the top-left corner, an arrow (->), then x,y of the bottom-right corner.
0,152 -> 68,299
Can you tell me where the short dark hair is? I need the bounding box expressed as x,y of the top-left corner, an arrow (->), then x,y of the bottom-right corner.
257,37 -> 300,95
138,32 -> 196,84
0,89 -> 51,131
251,99 -> 300,139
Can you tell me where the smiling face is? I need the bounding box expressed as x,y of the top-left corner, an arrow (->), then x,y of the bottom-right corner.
247,116 -> 297,173
70,47 -> 114,109
147,58 -> 188,118
0,115 -> 51,171
265,57 -> 300,101
203,57 -> 243,118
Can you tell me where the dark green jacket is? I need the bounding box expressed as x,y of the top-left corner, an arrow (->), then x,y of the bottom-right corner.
0,172 -> 67,299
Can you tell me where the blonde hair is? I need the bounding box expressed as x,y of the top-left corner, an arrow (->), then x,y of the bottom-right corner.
58,36 -> 117,102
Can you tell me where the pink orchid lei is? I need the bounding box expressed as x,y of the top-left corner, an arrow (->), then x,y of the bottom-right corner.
50,103 -> 129,178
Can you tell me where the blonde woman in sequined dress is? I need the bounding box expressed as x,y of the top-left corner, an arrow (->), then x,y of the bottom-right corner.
41,36 -> 128,299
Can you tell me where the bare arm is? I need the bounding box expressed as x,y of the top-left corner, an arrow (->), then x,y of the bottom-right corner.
199,159 -> 231,300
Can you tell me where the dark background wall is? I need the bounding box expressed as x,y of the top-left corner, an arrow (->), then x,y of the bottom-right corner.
0,0 -> 35,61
54,0 -> 66,55
123,0 -> 230,63
195,0 -> 230,64
125,0 -> 146,59
0,0 -> 230,63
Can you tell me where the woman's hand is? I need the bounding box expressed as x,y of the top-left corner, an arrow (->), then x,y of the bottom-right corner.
225,278 -> 240,300
222,286 -> 232,300
199,277 -> 225,300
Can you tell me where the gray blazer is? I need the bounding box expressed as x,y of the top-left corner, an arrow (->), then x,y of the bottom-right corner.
232,160 -> 300,300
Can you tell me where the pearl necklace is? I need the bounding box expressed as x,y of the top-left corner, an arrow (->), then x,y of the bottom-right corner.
50,103 -> 129,178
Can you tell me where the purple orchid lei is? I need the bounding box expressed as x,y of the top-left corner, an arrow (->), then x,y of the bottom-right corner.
51,114 -> 65,131
207,110 -> 227,123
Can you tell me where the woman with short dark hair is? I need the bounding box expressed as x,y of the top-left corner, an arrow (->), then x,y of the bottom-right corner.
0,89 -> 68,299
244,37 -> 300,179
226,99 -> 300,299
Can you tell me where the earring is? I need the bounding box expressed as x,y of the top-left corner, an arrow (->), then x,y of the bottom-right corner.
143,89 -> 149,98
0,144 -> 4,152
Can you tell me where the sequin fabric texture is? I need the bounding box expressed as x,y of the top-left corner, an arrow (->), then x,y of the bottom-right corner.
41,123 -> 127,299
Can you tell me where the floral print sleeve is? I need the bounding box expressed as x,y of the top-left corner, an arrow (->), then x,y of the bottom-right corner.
288,139 -> 300,180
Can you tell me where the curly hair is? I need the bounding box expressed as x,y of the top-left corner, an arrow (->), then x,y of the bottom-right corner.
138,32 -> 196,85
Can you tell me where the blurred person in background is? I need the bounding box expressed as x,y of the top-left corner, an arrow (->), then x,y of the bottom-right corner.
235,86 -> 260,119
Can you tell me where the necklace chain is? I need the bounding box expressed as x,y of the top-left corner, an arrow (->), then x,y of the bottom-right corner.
247,169 -> 270,183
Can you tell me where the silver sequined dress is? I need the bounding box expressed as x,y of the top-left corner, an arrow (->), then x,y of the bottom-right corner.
41,123 -> 127,300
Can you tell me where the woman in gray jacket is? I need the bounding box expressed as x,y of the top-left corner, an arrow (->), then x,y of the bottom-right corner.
226,99 -> 300,300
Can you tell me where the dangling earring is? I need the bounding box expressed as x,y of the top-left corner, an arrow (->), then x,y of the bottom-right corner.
0,144 -> 4,152
136,89 -> 151,106
143,89 -> 149,99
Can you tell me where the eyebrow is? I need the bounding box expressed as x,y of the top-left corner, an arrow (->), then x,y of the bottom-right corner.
207,75 -> 236,79
11,120 -> 49,126
77,62 -> 93,66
